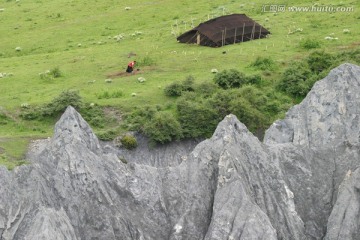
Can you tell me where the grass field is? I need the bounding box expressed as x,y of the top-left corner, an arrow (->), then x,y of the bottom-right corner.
0,0 -> 359,168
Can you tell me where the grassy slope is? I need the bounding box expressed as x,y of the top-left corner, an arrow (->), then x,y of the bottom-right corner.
0,0 -> 359,167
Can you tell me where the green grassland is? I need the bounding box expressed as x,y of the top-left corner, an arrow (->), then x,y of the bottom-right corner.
0,0 -> 359,168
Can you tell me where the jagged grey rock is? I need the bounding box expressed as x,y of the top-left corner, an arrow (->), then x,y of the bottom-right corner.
264,63 -> 360,239
324,168 -> 360,240
0,63 -> 360,240
264,62 -> 360,148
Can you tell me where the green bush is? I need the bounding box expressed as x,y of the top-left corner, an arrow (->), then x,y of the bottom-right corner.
19,107 -> 41,120
20,90 -> 83,120
277,62 -> 313,97
239,85 -> 268,109
228,86 -> 273,134
41,90 -> 83,117
123,105 -> 158,131
214,69 -> 247,89
335,49 -> 360,65
19,91 -> 109,129
164,75 -> 195,97
96,129 -> 118,141
120,134 -> 138,149
229,97 -> 267,133
143,111 -> 183,144
300,39 -> 321,49
244,74 -> 262,85
182,75 -> 195,91
50,66 -> 62,78
249,57 -> 277,71
164,82 -> 184,96
263,88 -> 292,116
195,81 -> 218,97
80,104 -> 106,128
208,90 -> 234,117
176,94 -> 220,138
307,51 -> 333,73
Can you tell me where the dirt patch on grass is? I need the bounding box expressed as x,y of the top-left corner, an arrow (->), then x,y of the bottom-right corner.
337,42 -> 360,50
106,69 -> 143,79
350,41 -> 360,47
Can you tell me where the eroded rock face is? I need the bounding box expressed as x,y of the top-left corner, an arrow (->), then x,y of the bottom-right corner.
264,63 -> 360,148
0,63 -> 360,240
264,63 -> 360,239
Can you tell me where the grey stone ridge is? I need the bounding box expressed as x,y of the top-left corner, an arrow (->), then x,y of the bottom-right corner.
0,63 -> 360,240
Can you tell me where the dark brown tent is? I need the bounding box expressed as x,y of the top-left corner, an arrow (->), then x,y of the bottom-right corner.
177,14 -> 270,47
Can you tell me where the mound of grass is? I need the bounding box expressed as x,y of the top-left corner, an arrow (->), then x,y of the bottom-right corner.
249,57 -> 277,71
97,90 -> 124,99
300,39 -> 322,49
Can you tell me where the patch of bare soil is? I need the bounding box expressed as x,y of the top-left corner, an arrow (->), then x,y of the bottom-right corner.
106,69 -> 143,79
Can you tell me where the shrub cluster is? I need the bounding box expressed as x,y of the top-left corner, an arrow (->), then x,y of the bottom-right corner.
250,57 -> 277,71
143,111 -> 183,144
125,75 -> 291,143
213,69 -> 262,89
120,134 -> 138,149
277,61 -> 313,97
42,90 -> 83,117
81,104 -> 107,128
164,75 -> 195,97
123,105 -> 182,144
97,129 -> 118,141
20,90 -> 107,129
177,93 -> 219,138
214,69 -> 246,89
299,39 -> 321,49
277,50 -> 339,98
307,51 -> 333,74
61,50 -> 360,144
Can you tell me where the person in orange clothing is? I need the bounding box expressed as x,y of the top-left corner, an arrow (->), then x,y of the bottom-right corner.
126,60 -> 136,73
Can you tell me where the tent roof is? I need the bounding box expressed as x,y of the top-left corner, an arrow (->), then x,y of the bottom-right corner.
177,14 -> 270,46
